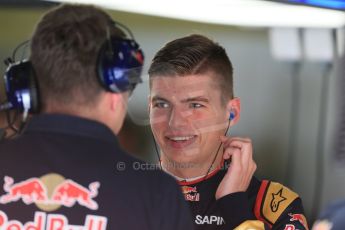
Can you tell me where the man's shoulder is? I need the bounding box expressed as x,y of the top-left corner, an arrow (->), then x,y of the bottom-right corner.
255,179 -> 300,203
0,137 -> 26,156
0,131 -> 179,194
253,179 -> 303,226
116,153 -> 178,187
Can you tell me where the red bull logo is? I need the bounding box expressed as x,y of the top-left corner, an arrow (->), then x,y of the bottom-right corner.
181,186 -> 200,202
0,176 -> 48,205
51,179 -> 99,210
181,186 -> 197,194
0,176 -> 100,211
288,213 -> 309,230
0,210 -> 107,230
284,224 -> 295,230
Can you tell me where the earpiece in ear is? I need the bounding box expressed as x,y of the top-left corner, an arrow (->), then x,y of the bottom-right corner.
229,111 -> 235,121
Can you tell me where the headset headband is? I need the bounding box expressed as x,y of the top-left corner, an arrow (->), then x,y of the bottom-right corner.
2,20 -> 144,114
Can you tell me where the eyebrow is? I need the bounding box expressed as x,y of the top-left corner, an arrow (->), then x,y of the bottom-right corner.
181,96 -> 209,103
151,96 -> 168,103
151,95 -> 209,103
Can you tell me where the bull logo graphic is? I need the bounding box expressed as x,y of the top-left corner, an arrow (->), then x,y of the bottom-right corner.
0,176 -> 48,205
0,176 -> 100,210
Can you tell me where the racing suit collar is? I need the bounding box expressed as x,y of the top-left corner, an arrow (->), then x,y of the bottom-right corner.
23,113 -> 119,145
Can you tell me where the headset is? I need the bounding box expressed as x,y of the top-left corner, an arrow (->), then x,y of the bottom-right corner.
0,20 -> 144,140
96,21 -> 144,94
2,58 -> 38,114
2,20 -> 144,115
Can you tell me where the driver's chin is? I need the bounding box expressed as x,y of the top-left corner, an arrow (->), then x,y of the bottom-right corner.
165,151 -> 208,169
167,146 -> 201,160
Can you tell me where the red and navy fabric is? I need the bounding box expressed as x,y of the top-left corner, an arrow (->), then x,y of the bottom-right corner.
179,163 -> 308,230
0,114 -> 194,230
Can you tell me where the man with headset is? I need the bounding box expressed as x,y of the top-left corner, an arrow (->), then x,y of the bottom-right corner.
0,4 -> 193,229
148,34 -> 308,230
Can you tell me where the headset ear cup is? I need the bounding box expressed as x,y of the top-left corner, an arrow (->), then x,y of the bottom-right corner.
19,61 -> 39,113
28,63 -> 40,113
4,60 -> 39,113
96,40 -> 113,92
97,37 -> 144,93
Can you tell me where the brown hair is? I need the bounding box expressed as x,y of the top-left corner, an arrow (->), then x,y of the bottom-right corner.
30,4 -> 124,110
148,34 -> 234,104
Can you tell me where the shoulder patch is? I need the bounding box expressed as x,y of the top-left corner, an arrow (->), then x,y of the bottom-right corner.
254,180 -> 299,225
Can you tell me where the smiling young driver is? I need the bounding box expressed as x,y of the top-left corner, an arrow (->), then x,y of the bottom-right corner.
148,34 -> 309,230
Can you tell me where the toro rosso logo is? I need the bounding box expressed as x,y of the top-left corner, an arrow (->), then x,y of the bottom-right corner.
0,175 -> 99,211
